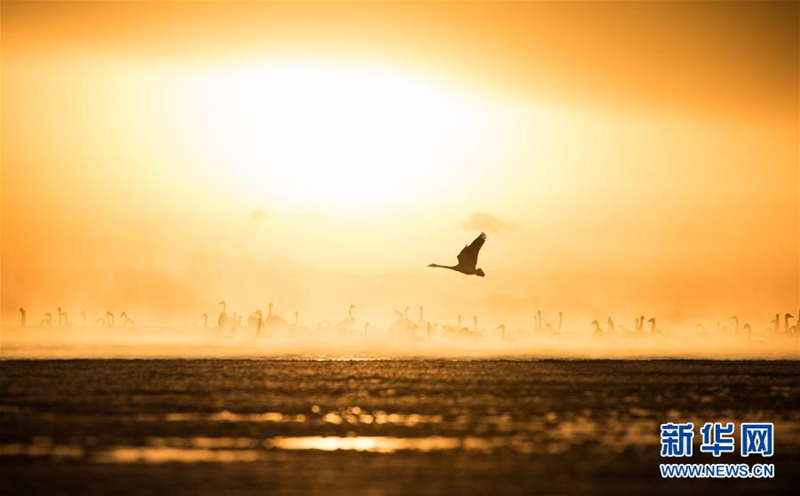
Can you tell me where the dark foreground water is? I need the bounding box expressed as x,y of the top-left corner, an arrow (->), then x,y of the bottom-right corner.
0,359 -> 798,495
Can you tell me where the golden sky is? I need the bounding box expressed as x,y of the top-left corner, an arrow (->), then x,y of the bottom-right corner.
2,1 -> 798,328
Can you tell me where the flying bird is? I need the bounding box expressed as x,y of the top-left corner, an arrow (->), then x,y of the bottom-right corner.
428,232 -> 487,277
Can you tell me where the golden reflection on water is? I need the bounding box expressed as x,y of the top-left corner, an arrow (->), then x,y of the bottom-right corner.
0,443 -> 84,460
7,416 -> 799,464
162,411 -> 307,423
95,446 -> 263,464
268,436 -> 464,453
140,408 -> 445,427
11,409 -> 783,464
0,435 -> 500,464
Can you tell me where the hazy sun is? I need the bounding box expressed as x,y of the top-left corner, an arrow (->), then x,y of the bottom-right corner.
183,61 -> 502,210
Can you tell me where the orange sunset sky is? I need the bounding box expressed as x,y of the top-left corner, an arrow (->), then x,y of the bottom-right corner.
2,1 -> 798,328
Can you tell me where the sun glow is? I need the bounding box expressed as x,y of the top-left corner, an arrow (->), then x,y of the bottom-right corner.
182,61 -> 504,210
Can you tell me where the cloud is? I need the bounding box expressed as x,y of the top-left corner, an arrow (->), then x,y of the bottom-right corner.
249,209 -> 269,225
460,212 -> 517,232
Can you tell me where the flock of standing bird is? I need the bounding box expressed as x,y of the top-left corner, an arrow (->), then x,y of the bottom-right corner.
200,302 -> 564,341
17,307 -> 136,329
589,313 -> 799,340
16,302 -> 799,343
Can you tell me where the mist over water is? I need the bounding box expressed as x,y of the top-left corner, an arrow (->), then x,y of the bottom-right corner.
3,319 -> 797,360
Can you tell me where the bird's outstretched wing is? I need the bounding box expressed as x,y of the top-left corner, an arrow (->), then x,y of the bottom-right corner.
456,232 -> 487,269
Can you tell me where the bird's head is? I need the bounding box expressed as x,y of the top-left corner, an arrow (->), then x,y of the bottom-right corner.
475,268 -> 485,277
590,320 -> 599,326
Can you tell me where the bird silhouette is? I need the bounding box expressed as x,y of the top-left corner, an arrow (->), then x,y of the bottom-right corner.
729,316 -> 740,335
403,306 -> 419,335
40,312 -> 52,327
695,323 -> 707,336
428,232 -> 487,277
266,302 -> 289,331
784,313 -> 794,334
443,314 -> 463,335
120,312 -> 136,327
217,301 -> 228,331
334,304 -> 356,334
249,310 -> 264,337
535,310 -> 543,331
57,307 -> 66,327
647,317 -> 661,335
635,316 -> 645,334
389,310 -> 412,337
292,311 -> 313,335
769,314 -> 779,333
416,306 -> 427,330
19,308 -> 26,327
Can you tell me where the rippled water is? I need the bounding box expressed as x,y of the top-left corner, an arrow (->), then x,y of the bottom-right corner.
0,359 -> 798,494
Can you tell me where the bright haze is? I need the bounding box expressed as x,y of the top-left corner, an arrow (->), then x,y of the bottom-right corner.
2,1 -> 798,330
